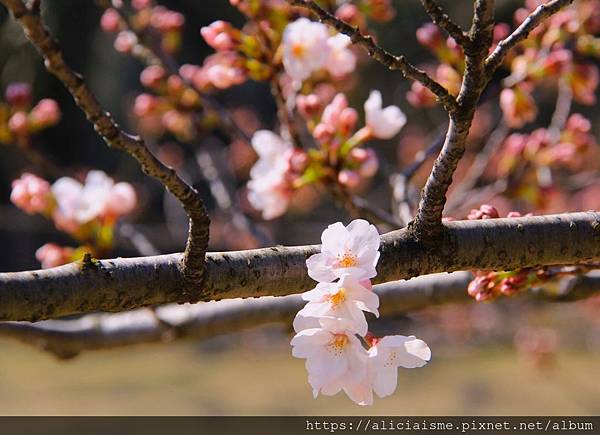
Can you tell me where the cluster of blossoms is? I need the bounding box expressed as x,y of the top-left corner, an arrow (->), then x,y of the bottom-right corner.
291,220 -> 430,405
10,171 -> 137,268
184,1 -> 395,91
0,83 -> 61,146
497,113 -> 596,206
133,65 -> 206,141
466,205 -> 552,302
247,89 -> 405,219
498,0 -> 600,128
407,0 -> 599,130
101,0 -> 185,55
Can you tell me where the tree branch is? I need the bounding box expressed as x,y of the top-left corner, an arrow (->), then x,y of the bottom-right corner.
287,0 -> 459,114
410,0 -> 495,240
485,0 -> 575,75
2,270 -> 600,359
0,212 -> 598,321
419,0 -> 470,47
0,0 -> 210,290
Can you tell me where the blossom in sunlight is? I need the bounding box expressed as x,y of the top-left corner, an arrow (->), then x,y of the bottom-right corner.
367,335 -> 431,398
293,274 -> 379,336
247,171 -> 292,220
291,328 -> 369,402
282,18 -> 330,82
35,243 -> 75,269
499,85 -> 538,128
324,34 -> 356,78
10,173 -> 53,215
51,170 -> 136,232
306,219 -> 380,282
364,90 -> 406,139
247,130 -> 299,220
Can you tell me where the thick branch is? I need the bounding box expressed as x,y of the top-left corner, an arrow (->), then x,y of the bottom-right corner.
485,0 -> 575,75
0,212 -> 599,321
3,270 -> 600,359
419,0 -> 470,47
411,0 -> 495,240
1,0 -> 210,288
288,0 -> 459,114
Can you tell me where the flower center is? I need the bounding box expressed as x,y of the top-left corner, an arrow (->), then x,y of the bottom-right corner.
337,250 -> 358,268
291,43 -> 305,59
328,334 -> 349,355
328,288 -> 346,308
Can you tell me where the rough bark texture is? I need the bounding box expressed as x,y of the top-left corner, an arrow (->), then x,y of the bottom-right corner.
0,212 -> 598,322
2,270 -> 599,359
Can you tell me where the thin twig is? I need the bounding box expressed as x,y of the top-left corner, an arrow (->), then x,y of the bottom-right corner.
419,0 -> 471,47
485,0 -> 576,75
288,0 -> 459,114
1,0 -> 210,293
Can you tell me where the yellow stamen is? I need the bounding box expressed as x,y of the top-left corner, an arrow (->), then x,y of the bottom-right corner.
328,288 -> 346,307
291,43 -> 305,58
330,334 -> 349,351
337,251 -> 358,268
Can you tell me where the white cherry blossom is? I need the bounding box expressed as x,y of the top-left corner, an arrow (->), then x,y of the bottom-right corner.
368,335 -> 431,398
324,34 -> 356,78
306,219 -> 380,282
282,18 -> 330,82
51,170 -> 136,231
291,328 -> 369,402
247,130 -> 293,220
293,274 -> 379,336
364,90 -> 406,139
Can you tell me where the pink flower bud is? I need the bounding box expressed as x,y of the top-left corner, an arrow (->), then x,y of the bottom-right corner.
335,4 -> 365,27
133,94 -> 159,117
10,173 -> 52,214
150,7 -> 184,32
201,21 -> 236,51
114,31 -> 137,53
313,123 -> 335,144
288,149 -> 309,174
8,111 -> 28,136
339,107 -> 358,135
206,64 -> 245,89
166,75 -> 184,94
296,94 -> 322,118
100,8 -> 122,33
35,243 -> 75,269
29,99 -> 61,129
140,65 -> 166,88
338,169 -> 360,188
5,82 -> 32,107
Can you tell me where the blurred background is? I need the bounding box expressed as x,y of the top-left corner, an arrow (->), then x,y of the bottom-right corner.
0,0 -> 599,415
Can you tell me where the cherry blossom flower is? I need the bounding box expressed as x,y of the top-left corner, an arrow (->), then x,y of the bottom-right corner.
247,171 -> 292,220
364,90 -> 406,139
367,335 -> 431,398
324,34 -> 356,78
10,173 -> 53,214
282,18 -> 330,82
306,219 -> 380,282
293,274 -> 379,336
51,171 -> 136,231
247,130 -> 294,219
291,328 -> 369,401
